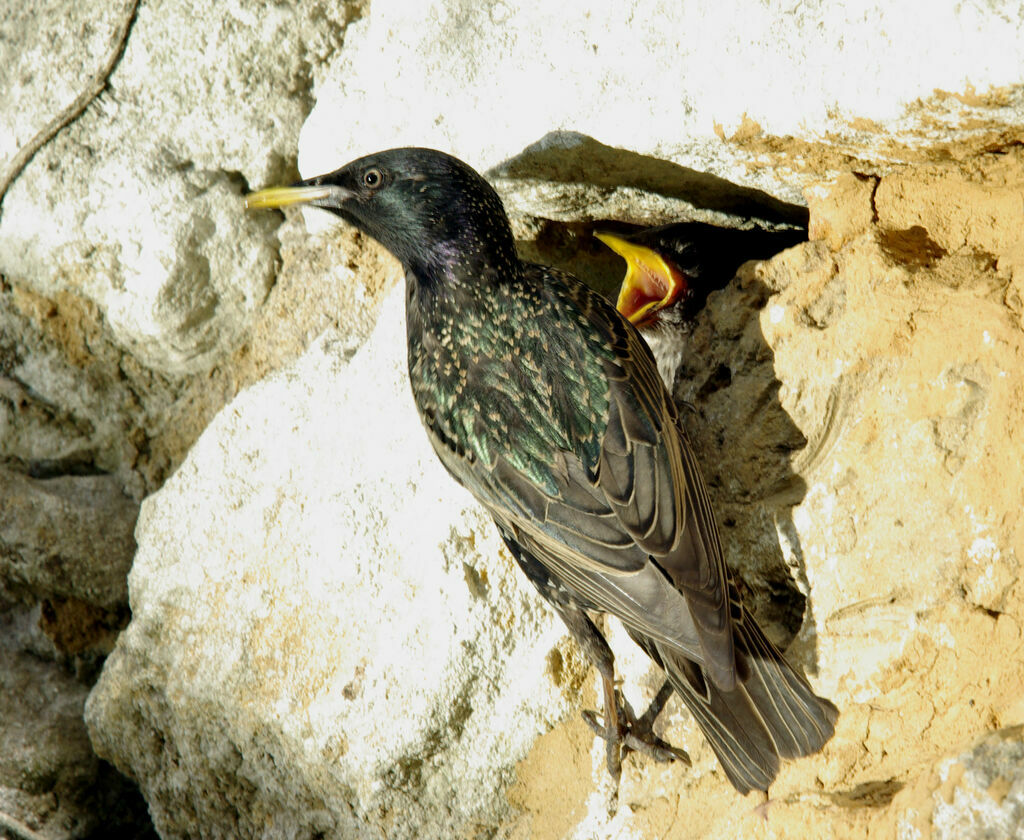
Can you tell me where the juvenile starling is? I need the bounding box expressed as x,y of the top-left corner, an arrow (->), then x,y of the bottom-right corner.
246,149 -> 837,794
598,223 -> 807,388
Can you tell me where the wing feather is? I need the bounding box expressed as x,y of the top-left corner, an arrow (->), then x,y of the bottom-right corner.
422,263 -> 738,687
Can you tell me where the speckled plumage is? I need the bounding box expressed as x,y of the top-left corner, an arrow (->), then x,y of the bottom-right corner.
407,264 -> 611,499
246,148 -> 837,795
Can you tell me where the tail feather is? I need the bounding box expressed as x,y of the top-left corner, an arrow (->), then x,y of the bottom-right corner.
631,613 -> 837,794
731,613 -> 837,759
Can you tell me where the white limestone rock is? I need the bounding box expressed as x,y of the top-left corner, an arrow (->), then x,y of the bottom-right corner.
5,0 -> 1023,377
85,286 -> 576,839
0,0 -> 354,376
299,1 -> 1024,207
0,0 -> 132,179
895,727 -> 1024,839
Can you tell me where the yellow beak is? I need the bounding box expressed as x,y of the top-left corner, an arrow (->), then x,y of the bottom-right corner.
595,232 -> 687,326
244,184 -> 337,210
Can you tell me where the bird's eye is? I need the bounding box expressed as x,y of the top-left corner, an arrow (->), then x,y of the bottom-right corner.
363,168 -> 382,188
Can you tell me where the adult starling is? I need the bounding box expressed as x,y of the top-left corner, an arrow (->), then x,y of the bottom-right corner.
246,149 -> 837,794
597,223 -> 807,389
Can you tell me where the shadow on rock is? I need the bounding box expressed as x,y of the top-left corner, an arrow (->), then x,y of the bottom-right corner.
492,130 -> 809,229
674,270 -> 817,664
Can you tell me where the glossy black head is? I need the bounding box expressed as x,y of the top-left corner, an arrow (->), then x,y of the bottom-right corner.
249,148 -> 521,286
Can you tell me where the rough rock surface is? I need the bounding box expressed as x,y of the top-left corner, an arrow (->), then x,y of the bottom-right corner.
0,0 -> 357,377
85,290 -> 583,839
0,598 -> 153,839
894,725 -> 1024,839
301,1 -> 1024,208
0,217 -> 393,837
0,1 -> 372,836
0,0 -> 134,190
3,0 -> 1024,837
0,470 -> 137,609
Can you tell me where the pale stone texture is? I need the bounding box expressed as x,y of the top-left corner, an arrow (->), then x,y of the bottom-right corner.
0,1 -> 361,835
85,290 -> 581,839
894,727 -> 1024,839
300,1 -> 1024,206
2,0 -> 1024,837
0,0 -> 133,181
0,0 -> 356,376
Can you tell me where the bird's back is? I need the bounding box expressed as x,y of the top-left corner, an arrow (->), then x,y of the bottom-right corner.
406,263 -> 628,494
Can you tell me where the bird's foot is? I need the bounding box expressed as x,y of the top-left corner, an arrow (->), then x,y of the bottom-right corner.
582,679 -> 690,783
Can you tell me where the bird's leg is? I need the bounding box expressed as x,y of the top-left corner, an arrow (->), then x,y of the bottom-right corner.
551,604 -> 689,779
582,677 -> 690,770
545,601 -> 624,780
593,641 -> 625,781
635,679 -> 675,733
501,541 -> 688,777
623,682 -> 690,764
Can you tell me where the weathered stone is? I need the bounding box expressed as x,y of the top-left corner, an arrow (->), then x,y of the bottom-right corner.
85,289 -> 582,839
0,599 -> 152,839
0,0 -> 359,376
806,173 -> 878,251
895,727 -> 1024,839
300,1 -> 1024,207
0,0 -> 135,188
0,468 -> 137,610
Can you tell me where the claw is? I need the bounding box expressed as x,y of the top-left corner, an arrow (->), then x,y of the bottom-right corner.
581,708 -> 607,737
582,677 -> 691,782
